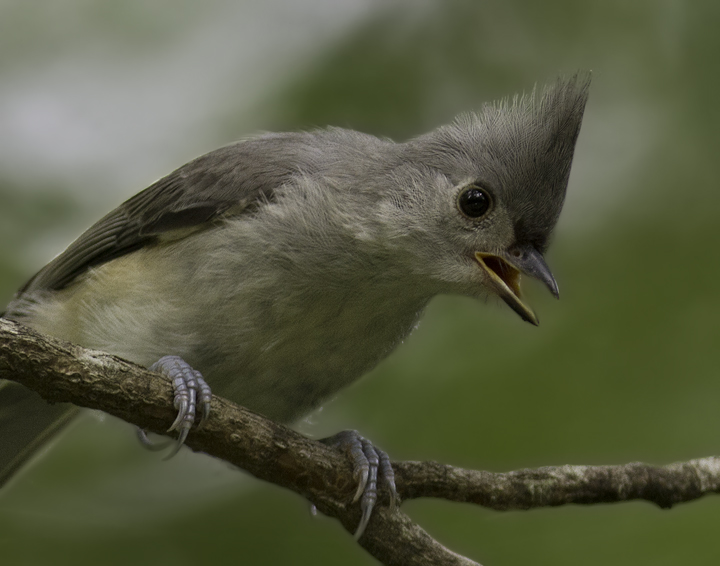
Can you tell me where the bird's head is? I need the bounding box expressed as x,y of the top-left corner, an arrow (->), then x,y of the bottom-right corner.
389,75 -> 590,324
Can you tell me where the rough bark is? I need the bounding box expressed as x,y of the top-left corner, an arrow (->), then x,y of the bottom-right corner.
1,318 -> 718,566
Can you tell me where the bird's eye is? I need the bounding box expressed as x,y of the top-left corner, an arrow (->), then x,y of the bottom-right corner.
457,185 -> 492,219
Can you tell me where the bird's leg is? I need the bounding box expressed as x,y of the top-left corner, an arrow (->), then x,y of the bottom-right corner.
137,355 -> 212,457
320,430 -> 397,539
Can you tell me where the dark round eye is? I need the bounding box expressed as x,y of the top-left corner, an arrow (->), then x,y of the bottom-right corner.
457,185 -> 492,219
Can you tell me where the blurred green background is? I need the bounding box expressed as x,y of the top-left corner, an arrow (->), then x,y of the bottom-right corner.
1,0 -> 719,564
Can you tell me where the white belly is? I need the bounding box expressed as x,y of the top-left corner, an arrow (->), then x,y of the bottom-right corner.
10,231 -> 429,423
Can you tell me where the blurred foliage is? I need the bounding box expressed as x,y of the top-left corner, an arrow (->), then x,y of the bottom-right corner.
2,0 -> 720,565
0,181 -> 79,302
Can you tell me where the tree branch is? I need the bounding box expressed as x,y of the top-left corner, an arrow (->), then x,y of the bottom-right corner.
1,318 -> 718,565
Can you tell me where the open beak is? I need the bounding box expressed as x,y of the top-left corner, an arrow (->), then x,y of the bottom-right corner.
474,247 -> 559,326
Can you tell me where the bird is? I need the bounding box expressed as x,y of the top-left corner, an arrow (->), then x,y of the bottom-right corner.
0,75 -> 589,538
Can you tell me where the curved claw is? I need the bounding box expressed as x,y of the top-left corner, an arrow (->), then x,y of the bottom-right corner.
320,430 -> 397,540
355,494 -> 375,541
168,398 -> 189,432
136,428 -> 173,452
354,440 -> 379,539
352,464 -> 369,504
163,427 -> 189,460
146,355 -> 212,457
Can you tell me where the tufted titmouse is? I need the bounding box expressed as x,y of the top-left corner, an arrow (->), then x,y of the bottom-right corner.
1,75 -> 589,537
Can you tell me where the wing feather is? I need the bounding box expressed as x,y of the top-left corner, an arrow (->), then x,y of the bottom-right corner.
20,136 -> 304,293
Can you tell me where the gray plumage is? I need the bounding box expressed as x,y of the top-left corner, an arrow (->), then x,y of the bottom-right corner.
2,75 -> 589,484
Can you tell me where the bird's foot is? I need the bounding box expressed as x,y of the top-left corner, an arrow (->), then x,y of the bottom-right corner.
321,430 -> 397,540
138,355 -> 212,458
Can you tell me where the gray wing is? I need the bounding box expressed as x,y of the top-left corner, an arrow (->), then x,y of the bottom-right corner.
20,136 -> 306,294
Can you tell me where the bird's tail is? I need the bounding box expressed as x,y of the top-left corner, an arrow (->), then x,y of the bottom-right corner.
0,380 -> 78,487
